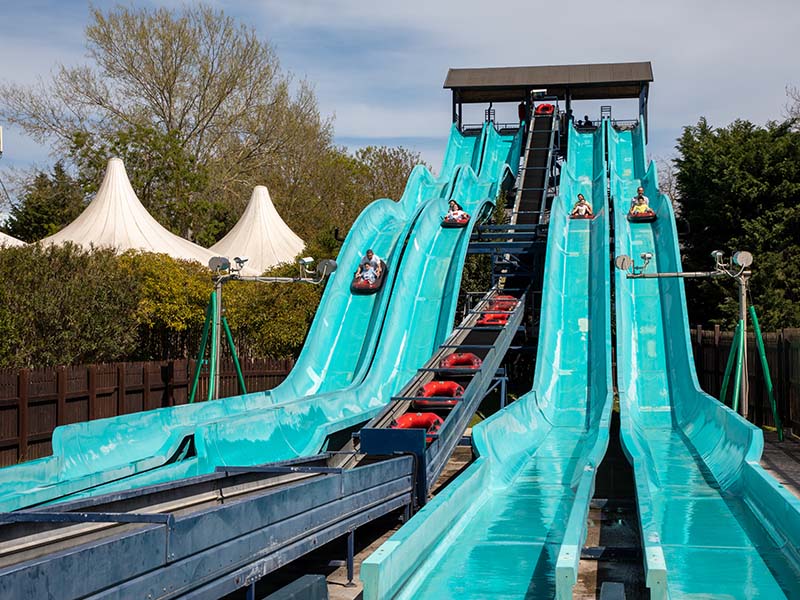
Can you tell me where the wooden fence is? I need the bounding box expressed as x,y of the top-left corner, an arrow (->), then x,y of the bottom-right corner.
690,326 -> 800,433
0,357 -> 293,467
2,327 -> 798,468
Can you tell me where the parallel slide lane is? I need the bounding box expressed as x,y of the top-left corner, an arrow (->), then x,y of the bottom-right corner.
611,121 -> 800,599
362,122 -> 613,600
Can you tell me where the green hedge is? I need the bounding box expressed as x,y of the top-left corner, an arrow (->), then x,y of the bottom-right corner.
0,244 -> 322,368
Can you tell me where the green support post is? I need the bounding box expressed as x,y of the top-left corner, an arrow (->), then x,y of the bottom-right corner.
749,306 -> 783,441
207,291 -> 219,403
732,319 -> 745,414
720,320 -> 741,406
222,315 -> 247,395
189,292 -> 215,404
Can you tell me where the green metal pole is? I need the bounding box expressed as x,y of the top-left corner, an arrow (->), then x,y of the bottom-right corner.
732,319 -> 745,414
189,293 -> 215,404
207,290 -> 218,403
222,315 -> 247,395
749,306 -> 783,441
720,321 -> 741,406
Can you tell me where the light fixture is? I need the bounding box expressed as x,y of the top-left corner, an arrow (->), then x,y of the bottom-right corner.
614,255 -> 634,271
732,251 -> 753,268
208,256 -> 231,272
316,259 -> 338,277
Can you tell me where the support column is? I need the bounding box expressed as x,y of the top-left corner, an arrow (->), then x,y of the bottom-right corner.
211,280 -> 223,401
738,273 -> 749,418
345,530 -> 356,587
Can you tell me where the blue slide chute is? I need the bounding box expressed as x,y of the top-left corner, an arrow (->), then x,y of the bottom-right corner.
362,122 -> 613,599
611,120 -> 800,599
0,123 -> 523,511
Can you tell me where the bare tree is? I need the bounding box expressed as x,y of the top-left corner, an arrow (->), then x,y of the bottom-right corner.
0,4 -> 333,239
785,85 -> 800,129
655,155 -> 680,216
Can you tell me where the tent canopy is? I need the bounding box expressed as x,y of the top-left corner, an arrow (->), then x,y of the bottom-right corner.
210,185 -> 304,275
43,158 -> 217,265
0,231 -> 25,247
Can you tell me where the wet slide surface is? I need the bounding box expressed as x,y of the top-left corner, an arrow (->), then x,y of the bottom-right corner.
362,123 -> 613,599
0,124 -> 501,511
0,123 -> 523,509
611,123 -> 800,599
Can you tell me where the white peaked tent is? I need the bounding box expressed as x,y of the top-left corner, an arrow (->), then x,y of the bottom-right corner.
0,231 -> 25,247
210,185 -> 305,275
43,158 -> 217,265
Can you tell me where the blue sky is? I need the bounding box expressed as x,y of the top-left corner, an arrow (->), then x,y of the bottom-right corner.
1,0 -> 798,181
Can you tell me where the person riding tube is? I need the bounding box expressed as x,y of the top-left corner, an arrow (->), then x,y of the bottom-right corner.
351,249 -> 387,294
442,200 -> 470,228
628,186 -> 656,222
570,193 -> 593,219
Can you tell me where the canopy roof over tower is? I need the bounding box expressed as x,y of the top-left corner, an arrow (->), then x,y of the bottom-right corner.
444,61 -> 653,103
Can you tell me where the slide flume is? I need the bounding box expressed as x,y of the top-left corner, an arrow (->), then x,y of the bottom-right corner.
0,123 -> 522,509
362,122 -> 613,599
0,124 -> 497,511
611,120 -> 800,599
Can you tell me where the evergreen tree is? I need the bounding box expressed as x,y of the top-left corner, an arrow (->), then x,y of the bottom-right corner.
675,117 -> 800,329
3,162 -> 84,242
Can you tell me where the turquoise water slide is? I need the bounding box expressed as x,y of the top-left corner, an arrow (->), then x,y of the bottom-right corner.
362,122 -> 613,599
0,124 -> 495,511
48,123 -> 522,500
0,123 -> 522,509
269,122 -> 485,403
611,122 -> 800,599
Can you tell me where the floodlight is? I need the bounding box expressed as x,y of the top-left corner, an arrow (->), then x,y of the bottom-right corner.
710,250 -> 724,260
640,252 -> 653,261
298,257 -> 314,267
234,256 -> 249,268
732,251 -> 753,268
614,255 -> 634,271
316,259 -> 338,277
209,256 -> 231,272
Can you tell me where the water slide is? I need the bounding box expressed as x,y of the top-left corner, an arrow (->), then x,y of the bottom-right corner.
51,123 -> 521,500
362,122 -> 613,599
0,124 -> 487,511
610,121 -> 800,598
0,123 -> 522,510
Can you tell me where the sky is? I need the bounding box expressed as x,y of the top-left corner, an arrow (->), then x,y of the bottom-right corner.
0,0 -> 798,183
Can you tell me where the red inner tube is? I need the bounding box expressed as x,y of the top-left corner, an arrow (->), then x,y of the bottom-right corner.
415,380 -> 464,408
439,352 -> 482,370
535,103 -> 554,116
351,278 -> 378,290
391,412 -> 443,442
489,295 -> 518,311
477,312 -> 510,326
628,209 -> 657,222
442,214 -> 470,225
419,380 -> 464,397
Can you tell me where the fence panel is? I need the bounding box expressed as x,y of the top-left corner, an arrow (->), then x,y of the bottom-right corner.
0,357 -> 293,467
690,327 -> 800,433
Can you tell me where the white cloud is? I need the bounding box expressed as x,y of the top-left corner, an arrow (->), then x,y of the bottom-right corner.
3,0 -> 799,169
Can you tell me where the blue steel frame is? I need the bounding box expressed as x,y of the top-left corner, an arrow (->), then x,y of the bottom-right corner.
359,289 -> 525,506
0,456 -> 414,599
